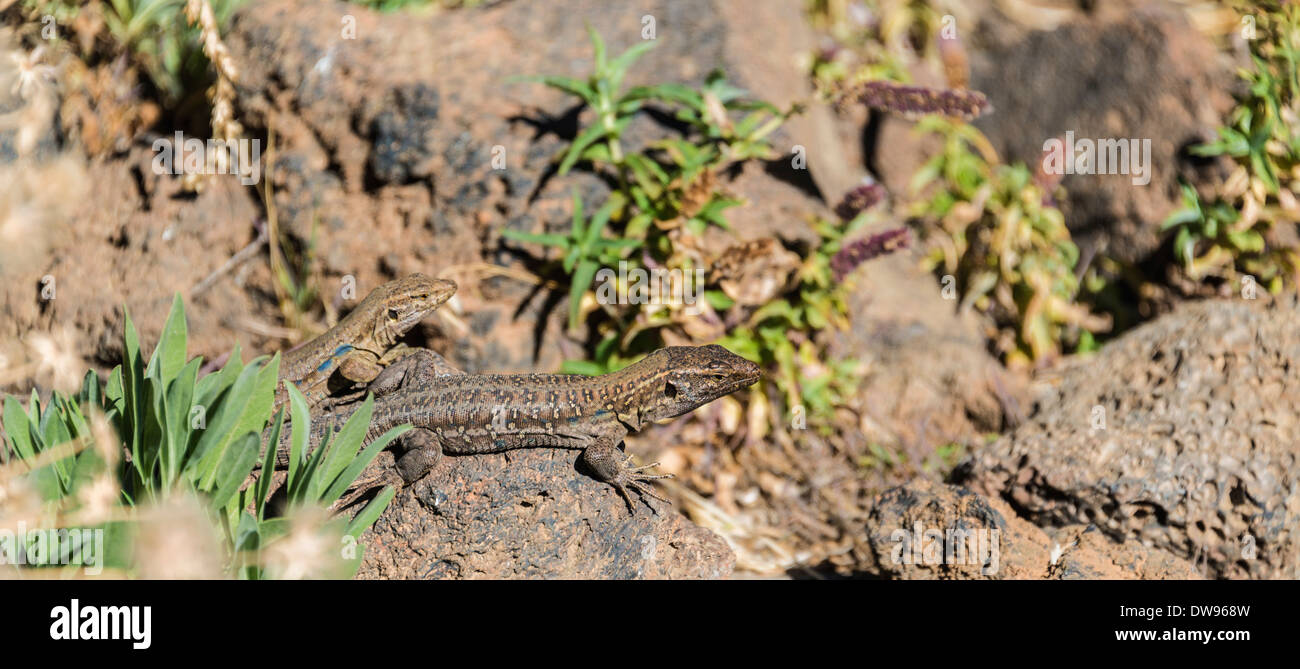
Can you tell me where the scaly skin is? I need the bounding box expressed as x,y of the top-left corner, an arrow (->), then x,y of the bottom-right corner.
275,274 -> 457,410
284,345 -> 761,510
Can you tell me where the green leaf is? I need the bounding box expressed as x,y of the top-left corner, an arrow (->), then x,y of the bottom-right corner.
569,259 -> 600,331
189,354 -> 277,488
586,23 -> 607,73
345,486 -> 396,540
153,294 -> 188,384
500,229 -> 570,248
558,122 -> 611,175
194,344 -> 243,408
209,431 -> 260,511
704,289 -> 735,310
1160,207 -> 1202,231
560,359 -> 607,375
582,196 -> 620,251
122,309 -> 145,462
3,396 -> 35,462
1227,228 -> 1265,253
286,382 -> 311,494
321,424 -> 410,505
311,395 -> 376,501
606,40 -> 657,89
624,82 -> 701,107
161,357 -> 200,485
518,74 -> 595,103
257,407 -> 285,521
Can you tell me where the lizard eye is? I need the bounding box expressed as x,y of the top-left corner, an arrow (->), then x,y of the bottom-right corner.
387,307 -> 400,320
663,382 -> 678,399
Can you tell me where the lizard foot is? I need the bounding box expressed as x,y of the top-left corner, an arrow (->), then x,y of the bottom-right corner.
610,456 -> 674,513
581,442 -> 673,513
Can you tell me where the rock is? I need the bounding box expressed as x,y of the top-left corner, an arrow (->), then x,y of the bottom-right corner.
844,249 -> 1027,451
966,0 -> 1236,264
868,0 -> 1236,265
356,447 -> 735,579
1047,524 -> 1203,580
861,477 -> 1049,579
860,478 -> 1200,579
955,297 -> 1300,579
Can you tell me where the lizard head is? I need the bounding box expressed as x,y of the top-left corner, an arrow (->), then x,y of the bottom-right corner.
636,345 -> 762,422
374,274 -> 457,345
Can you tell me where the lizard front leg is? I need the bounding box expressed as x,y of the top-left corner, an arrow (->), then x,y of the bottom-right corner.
393,427 -> 444,483
335,349 -> 385,387
580,439 -> 673,512
369,347 -> 463,394
276,344 -> 381,411
319,347 -> 463,410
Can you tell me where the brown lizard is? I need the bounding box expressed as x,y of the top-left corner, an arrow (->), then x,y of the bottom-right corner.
282,344 -> 761,510
274,273 -> 457,410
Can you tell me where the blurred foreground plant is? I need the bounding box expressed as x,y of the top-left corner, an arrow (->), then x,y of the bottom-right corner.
0,296 -> 402,578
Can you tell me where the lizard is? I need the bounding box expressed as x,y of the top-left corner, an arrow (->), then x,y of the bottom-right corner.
277,344 -> 762,510
274,273 -> 457,411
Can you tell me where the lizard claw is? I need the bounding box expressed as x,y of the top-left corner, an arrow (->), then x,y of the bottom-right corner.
611,456 -> 674,513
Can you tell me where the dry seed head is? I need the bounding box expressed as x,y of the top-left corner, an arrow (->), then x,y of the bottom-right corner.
835,79 -> 990,120
262,506 -> 345,580
133,494 -> 225,579
0,476 -> 46,533
26,327 -> 85,393
184,0 -> 246,188
0,156 -> 89,277
88,410 -> 120,468
75,474 -> 120,525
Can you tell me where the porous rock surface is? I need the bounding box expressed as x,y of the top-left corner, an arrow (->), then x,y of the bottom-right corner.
956,297 -> 1299,579
862,478 -> 1200,579
355,447 -> 735,579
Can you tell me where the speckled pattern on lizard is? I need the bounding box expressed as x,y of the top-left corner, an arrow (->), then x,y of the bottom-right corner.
283,344 -> 761,511
274,273 -> 457,410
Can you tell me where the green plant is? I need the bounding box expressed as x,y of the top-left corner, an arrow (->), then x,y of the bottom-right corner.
109,0 -> 243,103
502,191 -> 641,331
911,117 -> 1108,365
0,296 -> 403,578
714,215 -> 868,432
22,0 -> 241,105
520,27 -> 790,235
1162,184 -> 1281,287
513,28 -> 873,431
805,0 -> 955,97
506,27 -> 902,437
1169,0 -> 1300,291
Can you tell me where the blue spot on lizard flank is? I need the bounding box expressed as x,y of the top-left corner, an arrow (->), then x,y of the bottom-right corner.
316,344 -> 355,372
